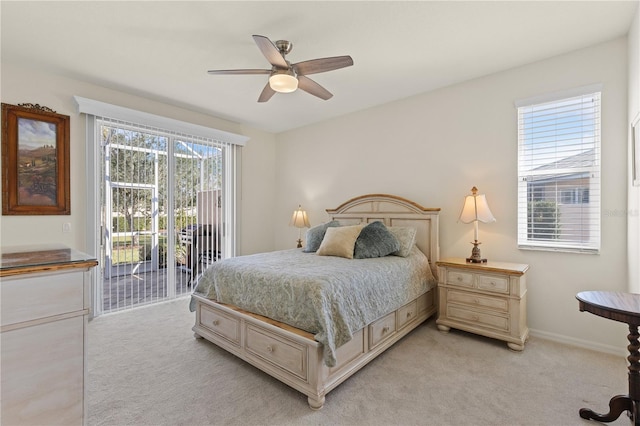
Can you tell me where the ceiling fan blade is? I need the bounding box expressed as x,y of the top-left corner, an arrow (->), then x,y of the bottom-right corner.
258,83 -> 276,103
297,75 -> 333,100
252,35 -> 288,69
293,56 -> 353,76
207,69 -> 271,75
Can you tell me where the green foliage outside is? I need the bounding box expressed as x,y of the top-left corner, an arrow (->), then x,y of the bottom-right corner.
528,200 -> 560,240
111,233 -> 175,266
111,215 -> 196,232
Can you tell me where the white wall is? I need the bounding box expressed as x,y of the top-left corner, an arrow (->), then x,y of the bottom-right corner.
275,37 -> 630,353
629,4 -> 640,294
0,62 -> 278,256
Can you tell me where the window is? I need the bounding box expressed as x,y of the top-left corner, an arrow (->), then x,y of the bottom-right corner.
75,96 -> 248,316
516,87 -> 601,253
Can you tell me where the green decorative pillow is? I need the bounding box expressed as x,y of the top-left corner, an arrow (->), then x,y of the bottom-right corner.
353,221 -> 400,259
316,224 -> 366,259
387,226 -> 417,257
303,220 -> 340,253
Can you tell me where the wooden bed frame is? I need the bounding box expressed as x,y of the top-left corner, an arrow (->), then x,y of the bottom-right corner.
192,194 -> 440,409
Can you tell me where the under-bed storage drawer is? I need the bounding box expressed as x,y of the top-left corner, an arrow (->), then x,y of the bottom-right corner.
199,304 -> 241,346
397,300 -> 417,330
245,324 -> 308,380
369,312 -> 396,348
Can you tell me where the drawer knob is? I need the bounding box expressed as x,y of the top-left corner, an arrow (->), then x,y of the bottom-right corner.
382,326 -> 390,334
266,345 -> 274,352
472,315 -> 479,321
490,281 -> 496,287
474,298 -> 480,304
212,320 -> 220,326
406,312 -> 412,319
457,276 -> 463,282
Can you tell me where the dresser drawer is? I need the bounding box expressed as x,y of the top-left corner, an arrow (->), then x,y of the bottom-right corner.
447,305 -> 509,332
397,300 -> 417,329
369,312 -> 396,348
446,270 -> 474,288
1,270 -> 86,326
477,274 -> 509,294
245,325 -> 307,380
446,289 -> 508,312
199,304 -> 241,346
1,316 -> 84,424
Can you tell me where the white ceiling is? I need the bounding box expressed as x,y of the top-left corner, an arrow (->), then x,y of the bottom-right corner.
1,1 -> 637,133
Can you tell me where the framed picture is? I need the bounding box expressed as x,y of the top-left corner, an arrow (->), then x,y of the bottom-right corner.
2,103 -> 70,215
634,112 -> 640,187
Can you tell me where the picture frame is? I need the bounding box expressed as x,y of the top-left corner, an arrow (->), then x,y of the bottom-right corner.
1,103 -> 70,215
634,112 -> 640,187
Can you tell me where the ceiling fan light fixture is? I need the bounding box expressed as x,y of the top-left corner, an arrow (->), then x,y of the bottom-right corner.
269,71 -> 298,93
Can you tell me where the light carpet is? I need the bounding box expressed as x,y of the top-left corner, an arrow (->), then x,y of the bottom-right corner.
88,297 -> 629,426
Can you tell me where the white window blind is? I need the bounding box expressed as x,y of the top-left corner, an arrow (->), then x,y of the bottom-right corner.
516,89 -> 601,253
76,96 -> 245,316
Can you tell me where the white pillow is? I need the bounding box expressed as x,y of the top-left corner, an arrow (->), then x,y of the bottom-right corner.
316,224 -> 365,259
387,227 -> 417,257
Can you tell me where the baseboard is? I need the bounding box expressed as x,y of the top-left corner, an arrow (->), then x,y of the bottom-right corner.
529,328 -> 627,358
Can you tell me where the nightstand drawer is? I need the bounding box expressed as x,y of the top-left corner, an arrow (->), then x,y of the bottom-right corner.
446,289 -> 508,312
447,305 -> 509,332
446,270 -> 474,288
477,274 -> 509,294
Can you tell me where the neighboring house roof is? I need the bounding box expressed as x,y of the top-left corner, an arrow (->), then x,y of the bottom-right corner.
527,148 -> 595,184
532,148 -> 595,171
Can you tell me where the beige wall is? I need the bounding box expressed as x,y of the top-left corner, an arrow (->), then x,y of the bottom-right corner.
275,37 -> 630,353
0,62 -> 278,256
629,4 -> 640,294
1,34 -> 634,354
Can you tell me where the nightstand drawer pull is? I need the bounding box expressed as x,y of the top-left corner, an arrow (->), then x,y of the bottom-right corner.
382,326 -> 390,334
406,311 -> 412,319
212,320 -> 220,326
266,345 -> 274,352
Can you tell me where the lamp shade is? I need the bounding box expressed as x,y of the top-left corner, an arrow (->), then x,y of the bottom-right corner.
458,187 -> 496,224
289,205 -> 310,228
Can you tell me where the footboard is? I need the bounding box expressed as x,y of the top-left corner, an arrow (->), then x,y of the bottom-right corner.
192,286 -> 436,409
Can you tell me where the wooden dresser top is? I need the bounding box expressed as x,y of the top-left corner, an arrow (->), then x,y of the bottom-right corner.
0,245 -> 97,277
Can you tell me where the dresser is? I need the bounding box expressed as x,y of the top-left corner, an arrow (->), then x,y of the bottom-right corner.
0,245 -> 97,425
436,258 -> 529,351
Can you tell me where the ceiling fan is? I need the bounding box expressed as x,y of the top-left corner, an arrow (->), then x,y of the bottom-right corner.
207,35 -> 354,103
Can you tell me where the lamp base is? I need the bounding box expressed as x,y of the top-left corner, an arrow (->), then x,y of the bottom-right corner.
296,238 -> 303,249
466,240 -> 488,263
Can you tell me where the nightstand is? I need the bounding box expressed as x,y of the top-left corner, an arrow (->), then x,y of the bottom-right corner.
436,258 -> 529,351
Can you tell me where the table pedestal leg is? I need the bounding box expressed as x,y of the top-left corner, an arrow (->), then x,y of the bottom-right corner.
580,324 -> 640,425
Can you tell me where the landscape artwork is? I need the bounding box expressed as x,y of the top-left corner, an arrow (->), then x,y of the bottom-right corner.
17,117 -> 58,206
2,103 -> 70,215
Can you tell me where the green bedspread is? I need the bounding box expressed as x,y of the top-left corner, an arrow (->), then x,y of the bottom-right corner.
191,246 -> 436,367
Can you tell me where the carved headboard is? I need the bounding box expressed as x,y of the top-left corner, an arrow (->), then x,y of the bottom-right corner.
326,194 -> 440,275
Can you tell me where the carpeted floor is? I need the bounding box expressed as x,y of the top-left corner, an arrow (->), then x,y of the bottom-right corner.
88,297 -> 629,425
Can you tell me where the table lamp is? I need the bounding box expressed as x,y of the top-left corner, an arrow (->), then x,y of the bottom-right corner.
459,186 -> 496,263
289,205 -> 310,248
